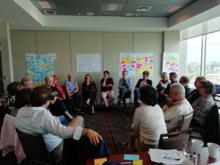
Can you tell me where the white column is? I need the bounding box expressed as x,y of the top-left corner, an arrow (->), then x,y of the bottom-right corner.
0,22 -> 14,94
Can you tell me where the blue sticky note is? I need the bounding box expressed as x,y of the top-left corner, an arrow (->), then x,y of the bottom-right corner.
124,154 -> 140,160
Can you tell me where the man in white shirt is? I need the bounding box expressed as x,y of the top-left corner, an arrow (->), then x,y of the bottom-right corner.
164,83 -> 193,132
15,85 -> 102,162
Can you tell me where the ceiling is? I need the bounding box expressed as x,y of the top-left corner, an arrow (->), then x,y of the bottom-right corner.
31,0 -> 196,17
0,0 -> 220,32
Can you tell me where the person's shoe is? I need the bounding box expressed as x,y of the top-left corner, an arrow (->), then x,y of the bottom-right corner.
74,107 -> 81,112
117,99 -> 121,106
91,106 -> 95,115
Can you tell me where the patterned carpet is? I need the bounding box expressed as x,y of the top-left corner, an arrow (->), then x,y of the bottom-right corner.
82,106 -> 134,154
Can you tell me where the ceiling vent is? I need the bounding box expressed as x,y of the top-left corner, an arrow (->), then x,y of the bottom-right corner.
136,6 -> 152,12
44,10 -> 56,15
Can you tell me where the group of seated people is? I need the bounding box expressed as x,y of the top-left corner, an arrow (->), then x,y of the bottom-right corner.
1,70 -> 218,163
126,72 -> 217,152
2,78 -> 106,164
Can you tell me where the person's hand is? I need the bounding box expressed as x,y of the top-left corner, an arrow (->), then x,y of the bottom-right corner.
84,128 -> 102,145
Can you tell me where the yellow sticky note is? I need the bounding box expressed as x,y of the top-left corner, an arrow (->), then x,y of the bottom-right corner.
94,157 -> 107,165
132,159 -> 143,165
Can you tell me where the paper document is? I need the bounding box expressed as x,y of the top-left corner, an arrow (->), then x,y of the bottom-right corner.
149,149 -> 185,164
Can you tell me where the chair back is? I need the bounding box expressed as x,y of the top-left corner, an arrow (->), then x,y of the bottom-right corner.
158,128 -> 192,151
16,128 -> 50,163
178,111 -> 193,131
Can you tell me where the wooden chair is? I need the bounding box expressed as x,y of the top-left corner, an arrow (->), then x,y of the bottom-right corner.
178,111 -> 193,131
15,128 -> 51,164
158,128 -> 192,151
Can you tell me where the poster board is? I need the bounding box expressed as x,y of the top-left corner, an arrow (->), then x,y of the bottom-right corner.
25,53 -> 56,85
162,52 -> 180,74
119,53 -> 155,77
76,53 -> 101,72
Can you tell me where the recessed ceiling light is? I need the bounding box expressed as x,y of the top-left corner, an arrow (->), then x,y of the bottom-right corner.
136,6 -> 152,12
168,5 -> 181,13
125,13 -> 134,17
86,12 -> 94,16
107,3 -> 119,11
37,0 -> 52,9
44,10 -> 56,15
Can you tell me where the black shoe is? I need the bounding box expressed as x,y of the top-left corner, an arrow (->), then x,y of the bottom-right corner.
117,100 -> 121,106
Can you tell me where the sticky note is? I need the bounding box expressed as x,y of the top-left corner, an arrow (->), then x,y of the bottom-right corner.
94,157 -> 107,165
124,154 -> 140,160
132,160 -> 143,165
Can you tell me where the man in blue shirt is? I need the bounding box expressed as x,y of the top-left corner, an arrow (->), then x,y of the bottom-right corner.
118,70 -> 132,107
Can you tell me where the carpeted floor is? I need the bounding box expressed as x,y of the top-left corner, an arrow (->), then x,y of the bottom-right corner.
82,105 -> 134,154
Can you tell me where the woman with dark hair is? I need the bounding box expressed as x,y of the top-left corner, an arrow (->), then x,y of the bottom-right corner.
82,74 -> 97,114
179,75 -> 192,98
127,85 -> 167,152
191,80 -> 215,126
187,76 -> 206,104
5,82 -> 23,113
101,71 -> 114,108
11,88 -> 32,116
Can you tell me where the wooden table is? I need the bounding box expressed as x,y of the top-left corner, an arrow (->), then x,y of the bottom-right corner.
86,152 -> 151,165
86,149 -> 220,165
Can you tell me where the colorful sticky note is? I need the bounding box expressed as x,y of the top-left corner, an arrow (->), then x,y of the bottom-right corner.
124,154 -> 140,160
132,160 -> 143,165
94,157 -> 107,165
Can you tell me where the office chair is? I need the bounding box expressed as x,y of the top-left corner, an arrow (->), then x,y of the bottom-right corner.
15,128 -> 51,164
158,128 -> 192,151
178,111 -> 193,131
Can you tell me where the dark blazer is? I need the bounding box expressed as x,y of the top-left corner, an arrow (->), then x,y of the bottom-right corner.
135,79 -> 152,88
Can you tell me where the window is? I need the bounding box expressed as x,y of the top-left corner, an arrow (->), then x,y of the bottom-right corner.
205,31 -> 220,85
186,36 -> 202,86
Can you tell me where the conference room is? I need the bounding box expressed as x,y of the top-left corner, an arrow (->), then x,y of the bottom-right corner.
0,0 -> 220,165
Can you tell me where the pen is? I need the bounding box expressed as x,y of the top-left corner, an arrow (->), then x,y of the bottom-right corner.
163,156 -> 180,161
120,162 -> 132,165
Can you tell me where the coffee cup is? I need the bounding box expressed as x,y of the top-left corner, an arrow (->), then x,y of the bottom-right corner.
191,139 -> 204,154
207,142 -> 220,158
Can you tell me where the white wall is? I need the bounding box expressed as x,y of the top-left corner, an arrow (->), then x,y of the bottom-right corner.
10,30 -> 183,100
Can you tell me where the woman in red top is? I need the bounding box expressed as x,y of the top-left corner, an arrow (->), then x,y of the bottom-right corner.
52,74 -> 66,99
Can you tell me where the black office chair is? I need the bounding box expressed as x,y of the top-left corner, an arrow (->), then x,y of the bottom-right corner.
158,128 -> 192,151
15,128 -> 51,164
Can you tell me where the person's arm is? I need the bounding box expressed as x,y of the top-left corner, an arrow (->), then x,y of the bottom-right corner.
148,79 -> 153,86
118,78 -> 125,89
101,78 -> 106,87
43,111 -> 102,145
135,79 -> 141,88
127,78 -> 132,90
93,81 -> 97,91
65,82 -> 73,98
106,78 -> 113,87
73,80 -> 79,93
163,106 -> 178,123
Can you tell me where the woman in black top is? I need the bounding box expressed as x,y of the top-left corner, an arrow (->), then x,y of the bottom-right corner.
101,71 -> 114,108
82,74 -> 97,114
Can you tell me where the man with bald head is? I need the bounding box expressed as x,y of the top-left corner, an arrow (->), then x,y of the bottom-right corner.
163,83 -> 193,132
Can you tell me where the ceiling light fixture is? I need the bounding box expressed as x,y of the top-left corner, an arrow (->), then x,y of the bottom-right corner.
168,5 -> 181,13
136,6 -> 152,12
37,0 -> 52,9
86,12 -> 94,16
107,3 -> 119,11
125,13 -> 133,17
44,10 -> 56,15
